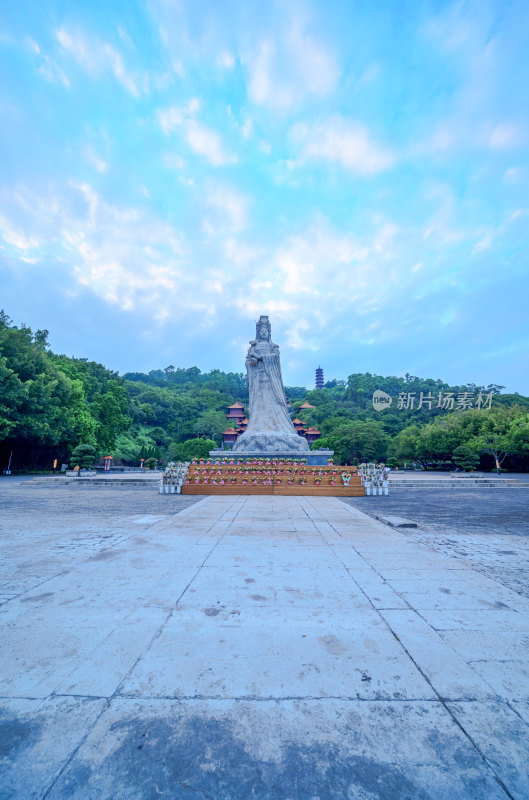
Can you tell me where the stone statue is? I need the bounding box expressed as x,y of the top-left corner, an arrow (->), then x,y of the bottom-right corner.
232,316 -> 310,453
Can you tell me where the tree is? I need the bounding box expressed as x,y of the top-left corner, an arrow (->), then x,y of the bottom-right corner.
415,420 -> 461,466
171,437 -> 216,462
71,444 -> 97,469
507,413 -> 529,457
316,420 -> 389,464
452,445 -> 480,471
193,410 -> 227,442
466,408 -> 517,469
388,425 -> 422,465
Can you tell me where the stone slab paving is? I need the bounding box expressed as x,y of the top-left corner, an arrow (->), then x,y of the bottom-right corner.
0,485 -> 528,799
345,489 -> 529,601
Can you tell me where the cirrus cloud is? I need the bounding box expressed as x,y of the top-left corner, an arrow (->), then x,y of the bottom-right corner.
289,117 -> 395,174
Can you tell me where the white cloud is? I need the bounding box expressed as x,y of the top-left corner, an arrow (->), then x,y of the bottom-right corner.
223,237 -> 259,265
56,27 -> 139,96
186,120 -> 236,166
290,117 -> 394,174
0,214 -> 39,250
164,153 -> 185,169
158,99 -> 200,133
218,51 -> 235,69
488,123 -> 524,149
1,182 -> 190,317
63,187 -> 184,313
205,186 -> 249,231
103,44 -> 139,96
26,38 -> 40,55
85,148 -> 108,173
158,100 -> 236,166
373,223 -> 400,256
504,166 -> 522,182
241,117 -> 253,138
245,19 -> 338,111
472,232 -> 493,255
421,4 -> 527,157
38,55 -> 70,88
430,119 -> 526,154
285,319 -> 314,350
27,37 -> 70,87
274,221 -> 369,296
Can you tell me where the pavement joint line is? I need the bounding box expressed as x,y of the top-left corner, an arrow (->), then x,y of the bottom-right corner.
41,500 -> 230,800
3,489 -> 529,797
0,693 -> 483,703
392,524 -> 529,600
306,498 -> 518,800
41,698 -> 111,800
0,568 -> 72,607
379,611 -> 517,800
505,700 -> 529,732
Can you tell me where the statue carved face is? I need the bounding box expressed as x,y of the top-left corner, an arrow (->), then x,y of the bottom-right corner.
258,324 -> 269,341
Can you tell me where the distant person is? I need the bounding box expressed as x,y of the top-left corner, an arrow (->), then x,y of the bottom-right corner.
495,459 -> 501,476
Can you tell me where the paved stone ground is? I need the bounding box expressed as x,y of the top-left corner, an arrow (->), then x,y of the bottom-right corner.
345,490 -> 529,600
1,482 -> 529,799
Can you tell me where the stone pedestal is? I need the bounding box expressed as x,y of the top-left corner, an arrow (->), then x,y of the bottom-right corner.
209,448 -> 334,466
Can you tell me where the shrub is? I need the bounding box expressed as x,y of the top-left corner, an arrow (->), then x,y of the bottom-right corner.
71,443 -> 97,469
452,445 -> 480,472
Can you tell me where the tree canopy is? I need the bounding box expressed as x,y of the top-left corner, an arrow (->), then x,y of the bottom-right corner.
1,310 -> 528,472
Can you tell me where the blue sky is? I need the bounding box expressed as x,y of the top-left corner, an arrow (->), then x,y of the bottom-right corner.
1,0 -> 528,392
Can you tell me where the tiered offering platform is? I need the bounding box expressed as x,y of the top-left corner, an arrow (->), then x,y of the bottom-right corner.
182,460 -> 364,496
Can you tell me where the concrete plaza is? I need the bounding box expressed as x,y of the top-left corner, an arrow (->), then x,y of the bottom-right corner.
1,482 -> 529,799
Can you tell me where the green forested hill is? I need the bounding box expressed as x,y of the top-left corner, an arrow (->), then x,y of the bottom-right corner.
1,311 -> 528,471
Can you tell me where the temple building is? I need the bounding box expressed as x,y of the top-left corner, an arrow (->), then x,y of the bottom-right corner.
226,402 -> 246,424
222,428 -> 239,446
316,366 -> 324,389
305,426 -> 322,445
297,401 -> 315,412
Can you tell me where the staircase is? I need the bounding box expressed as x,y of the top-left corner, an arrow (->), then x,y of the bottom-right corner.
388,476 -> 528,489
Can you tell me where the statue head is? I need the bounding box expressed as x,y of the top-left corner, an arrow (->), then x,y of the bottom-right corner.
256,315 -> 271,342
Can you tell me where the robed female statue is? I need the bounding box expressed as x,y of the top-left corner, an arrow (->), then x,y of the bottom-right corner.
233,316 -> 310,453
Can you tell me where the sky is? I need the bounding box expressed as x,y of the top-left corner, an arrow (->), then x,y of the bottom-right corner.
1,0 -> 528,393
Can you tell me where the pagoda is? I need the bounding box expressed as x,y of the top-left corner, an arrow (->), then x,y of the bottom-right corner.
226,402 -> 246,423
222,402 -> 249,447
315,366 -> 324,389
